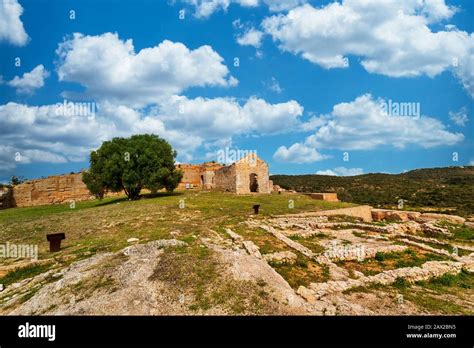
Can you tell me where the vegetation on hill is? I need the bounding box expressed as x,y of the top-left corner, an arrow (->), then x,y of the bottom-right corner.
271,166 -> 474,216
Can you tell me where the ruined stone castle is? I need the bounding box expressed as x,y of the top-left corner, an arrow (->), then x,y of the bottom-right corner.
177,154 -> 272,194
1,154 -> 273,208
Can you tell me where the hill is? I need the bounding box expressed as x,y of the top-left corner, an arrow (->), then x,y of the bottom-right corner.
271,166 -> 474,217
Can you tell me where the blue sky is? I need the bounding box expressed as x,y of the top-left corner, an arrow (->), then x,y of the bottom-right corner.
0,0 -> 473,182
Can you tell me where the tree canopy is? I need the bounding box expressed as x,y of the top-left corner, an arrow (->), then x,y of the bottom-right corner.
82,134 -> 183,200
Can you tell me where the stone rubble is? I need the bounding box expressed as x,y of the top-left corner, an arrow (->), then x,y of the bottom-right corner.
417,213 -> 466,225
242,241 -> 263,259
225,228 -> 243,242
421,221 -> 453,236
315,244 -> 407,263
371,209 -> 466,225
259,224 -> 315,259
300,260 -> 465,299
263,251 -> 297,264
398,238 -> 461,260
396,233 -> 474,252
3,203 -> 472,316
371,209 -> 421,222
252,208 -> 474,314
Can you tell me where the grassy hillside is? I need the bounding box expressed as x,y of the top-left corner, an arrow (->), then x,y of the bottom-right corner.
271,166 -> 474,216
0,191 -> 352,314
0,191 -> 350,261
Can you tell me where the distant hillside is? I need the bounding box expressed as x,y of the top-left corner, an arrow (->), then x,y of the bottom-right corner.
271,166 -> 474,217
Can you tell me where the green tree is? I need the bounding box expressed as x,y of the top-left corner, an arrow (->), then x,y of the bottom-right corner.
83,134 -> 183,200
10,175 -> 25,185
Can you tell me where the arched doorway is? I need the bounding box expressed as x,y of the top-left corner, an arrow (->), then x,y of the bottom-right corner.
249,173 -> 258,192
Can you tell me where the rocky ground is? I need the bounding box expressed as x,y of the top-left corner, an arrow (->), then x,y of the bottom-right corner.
0,194 -> 473,315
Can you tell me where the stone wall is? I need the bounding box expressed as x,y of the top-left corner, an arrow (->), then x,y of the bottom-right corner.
214,155 -> 271,194
176,162 -> 223,190
12,173 -> 93,207
235,156 -> 271,194
0,187 -> 14,209
295,205 -> 374,222
176,164 -> 202,190
305,193 -> 339,202
214,165 -> 237,192
7,156 -> 271,208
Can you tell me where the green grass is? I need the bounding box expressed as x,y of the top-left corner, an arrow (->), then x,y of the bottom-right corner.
411,239 -> 472,257
433,221 -> 474,241
338,249 -> 446,276
344,270 -> 474,314
0,196 -> 126,224
398,271 -> 474,315
0,191 -> 350,290
393,277 -> 410,290
416,269 -> 473,291
289,235 -> 325,254
0,262 -> 53,287
269,254 -> 329,289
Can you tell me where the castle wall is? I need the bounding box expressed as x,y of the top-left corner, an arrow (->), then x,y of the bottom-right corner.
176,164 -> 203,189
176,162 -> 223,190
0,187 -> 14,209
12,173 -> 93,207
5,157 -> 270,208
214,165 -> 237,192
234,158 -> 271,194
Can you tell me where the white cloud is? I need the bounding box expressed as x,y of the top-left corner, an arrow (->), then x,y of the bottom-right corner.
453,48 -> 474,97
305,94 -> 464,150
273,143 -> 328,163
7,65 -> 49,94
262,1 -> 474,97
56,32 -> 237,106
21,150 -> 68,164
157,95 -> 303,138
265,77 -> 283,93
263,0 -> 306,12
0,94 -> 304,176
180,0 -> 302,17
316,167 -> 363,176
275,94 -> 464,163
180,0 -> 258,18
299,114 -> 327,131
449,107 -> 469,126
0,0 -> 29,46
0,101 -> 201,175
236,28 -> 264,48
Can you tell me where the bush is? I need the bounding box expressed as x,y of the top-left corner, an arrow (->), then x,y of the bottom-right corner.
374,252 -> 386,261
393,277 -> 409,289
